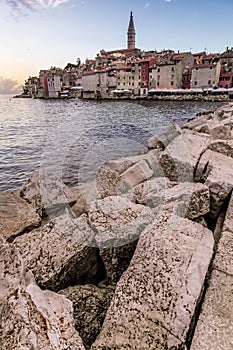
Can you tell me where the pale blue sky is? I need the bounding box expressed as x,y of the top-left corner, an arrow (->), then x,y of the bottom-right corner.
1,0 -> 233,92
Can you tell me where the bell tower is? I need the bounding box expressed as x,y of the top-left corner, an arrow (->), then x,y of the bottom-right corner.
127,11 -> 136,49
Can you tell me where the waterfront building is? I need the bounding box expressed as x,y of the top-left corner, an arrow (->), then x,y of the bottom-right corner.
82,68 -> 117,99
47,67 -> 63,98
150,62 -> 184,90
37,70 -> 49,98
23,76 -> 38,97
190,62 -> 221,89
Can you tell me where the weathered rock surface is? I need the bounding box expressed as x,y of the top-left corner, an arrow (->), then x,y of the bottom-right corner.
132,179 -> 210,220
0,190 -> 40,241
91,214 -> 214,349
14,213 -> 104,291
184,105 -> 233,143
20,170 -> 87,216
59,284 -> 114,350
0,240 -> 85,350
88,195 -> 153,285
96,150 -> 162,198
195,149 -> 233,219
147,123 -> 182,150
159,131 -> 210,182
190,270 -> 233,350
207,139 -> 233,158
213,192 -> 233,275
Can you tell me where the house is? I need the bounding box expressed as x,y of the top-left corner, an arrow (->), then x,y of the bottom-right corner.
190,62 -> 221,89
23,76 -> 38,97
47,67 -> 63,98
150,62 -> 184,90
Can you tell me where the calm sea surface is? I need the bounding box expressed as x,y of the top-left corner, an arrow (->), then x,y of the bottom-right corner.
0,94 -> 226,192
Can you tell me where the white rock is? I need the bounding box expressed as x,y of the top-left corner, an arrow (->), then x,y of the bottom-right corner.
195,149 -> 233,219
0,240 -> 85,350
88,196 -> 154,284
159,131 -> 210,181
91,214 -> 214,349
190,270 -> 233,350
14,213 -> 102,291
0,190 -> 40,241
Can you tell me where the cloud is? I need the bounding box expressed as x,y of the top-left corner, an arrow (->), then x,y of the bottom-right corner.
6,0 -> 70,13
145,3 -> 150,8
164,0 -> 172,2
0,76 -> 21,94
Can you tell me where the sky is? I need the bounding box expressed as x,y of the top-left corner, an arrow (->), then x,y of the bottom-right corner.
1,0 -> 233,93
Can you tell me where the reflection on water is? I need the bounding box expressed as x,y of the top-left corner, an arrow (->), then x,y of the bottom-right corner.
0,94 -> 226,191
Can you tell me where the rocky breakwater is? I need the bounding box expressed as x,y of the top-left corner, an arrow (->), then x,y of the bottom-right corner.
0,103 -> 233,349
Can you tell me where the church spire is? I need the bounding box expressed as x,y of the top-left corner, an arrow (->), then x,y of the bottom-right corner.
127,11 -> 136,49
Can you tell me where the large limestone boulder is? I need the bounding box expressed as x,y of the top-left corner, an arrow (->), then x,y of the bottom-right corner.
147,123 -> 182,150
0,190 -> 40,241
20,170 -> 87,217
159,131 -> 210,182
190,270 -> 233,350
96,150 -> 162,198
213,192 -> 233,275
59,284 -> 114,350
195,149 -> 233,219
0,240 -> 85,350
207,139 -> 233,158
14,212 -> 104,291
91,213 -> 214,349
88,196 -> 154,285
132,179 -> 210,220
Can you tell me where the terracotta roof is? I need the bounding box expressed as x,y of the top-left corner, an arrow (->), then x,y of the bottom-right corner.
171,52 -> 191,59
203,54 -> 219,60
117,66 -> 132,70
192,64 -> 216,69
220,50 -> 233,58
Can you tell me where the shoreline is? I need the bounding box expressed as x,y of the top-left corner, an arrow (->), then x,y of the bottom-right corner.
14,90 -> 233,102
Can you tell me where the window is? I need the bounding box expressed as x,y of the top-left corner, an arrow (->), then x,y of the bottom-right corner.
171,74 -> 174,79
208,80 -> 211,85
157,82 -> 160,86
172,67 -> 174,72
157,75 -> 160,80
171,81 -> 174,86
194,81 -> 197,85
123,82 -> 125,86
132,82 -> 134,86
158,68 -> 160,72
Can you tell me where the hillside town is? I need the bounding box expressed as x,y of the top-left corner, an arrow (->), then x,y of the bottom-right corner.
22,12 -> 233,100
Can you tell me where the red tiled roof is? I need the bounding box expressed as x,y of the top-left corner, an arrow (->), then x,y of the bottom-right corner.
203,54 -> 219,60
117,65 -> 132,70
171,52 -> 191,59
192,63 -> 216,69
